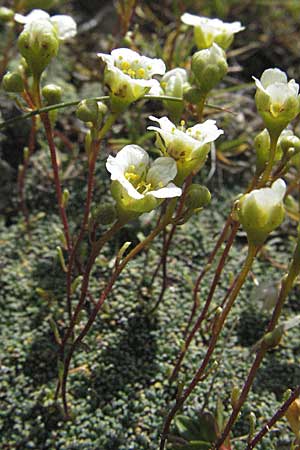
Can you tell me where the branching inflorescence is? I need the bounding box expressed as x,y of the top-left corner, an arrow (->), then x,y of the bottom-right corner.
1,2 -> 300,449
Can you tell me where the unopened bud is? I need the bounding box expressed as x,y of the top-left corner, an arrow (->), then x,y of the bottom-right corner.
76,99 -> 107,126
0,7 -> 14,22
285,397 -> 300,439
23,147 -> 30,162
185,184 -> 211,210
254,129 -> 270,173
18,20 -> 59,77
231,385 -> 240,410
42,84 -> 62,105
191,43 -> 228,94
62,189 -> 70,208
2,72 -> 24,93
262,325 -> 284,351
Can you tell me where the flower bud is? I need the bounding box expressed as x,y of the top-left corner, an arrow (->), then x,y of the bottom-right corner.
253,69 -> 300,136
18,19 -> 59,77
285,398 -> 300,439
231,385 -> 240,410
42,83 -> 62,105
2,71 -> 24,93
237,179 -> 286,246
261,325 -> 284,351
185,184 -> 211,210
254,129 -> 271,174
191,44 -> 228,94
91,203 -> 117,226
0,7 -> 14,22
161,68 -> 188,122
76,100 -> 107,126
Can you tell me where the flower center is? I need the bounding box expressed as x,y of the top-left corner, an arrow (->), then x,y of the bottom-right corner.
117,58 -> 149,79
124,166 -> 153,195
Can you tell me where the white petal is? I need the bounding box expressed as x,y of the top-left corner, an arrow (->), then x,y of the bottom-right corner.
138,55 -> 166,76
288,79 -> 299,96
181,13 -> 205,27
148,115 -> 176,133
147,79 -> 164,96
260,68 -> 287,89
148,182 -> 182,198
107,144 -> 149,176
50,15 -> 77,40
253,76 -> 267,94
271,178 -> 286,200
15,9 -> 50,24
187,120 -> 224,144
111,48 -> 141,65
97,52 -> 115,65
146,157 -> 178,187
162,68 -> 188,84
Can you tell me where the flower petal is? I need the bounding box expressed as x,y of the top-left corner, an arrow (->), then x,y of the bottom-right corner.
146,157 -> 178,187
148,182 -> 182,198
50,15 -> 77,40
260,68 -> 287,89
15,9 -> 50,24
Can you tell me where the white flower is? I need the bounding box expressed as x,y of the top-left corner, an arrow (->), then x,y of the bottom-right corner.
160,68 -> 188,120
106,145 -> 181,215
181,13 -> 244,49
238,178 -> 286,245
253,69 -> 300,133
148,115 -> 223,181
15,9 -> 77,40
161,68 -> 188,96
97,48 -> 166,110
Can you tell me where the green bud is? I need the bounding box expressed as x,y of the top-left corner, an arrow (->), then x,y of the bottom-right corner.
91,203 -> 117,226
231,385 -> 240,410
191,43 -> 228,94
2,72 -> 24,93
254,129 -> 270,174
18,20 -> 59,77
237,179 -> 286,246
76,99 -> 107,126
0,7 -> 14,22
262,325 -> 284,350
183,86 -> 204,104
23,147 -> 30,162
185,184 -> 211,210
62,189 -> 70,208
42,84 -> 62,105
161,68 -> 188,122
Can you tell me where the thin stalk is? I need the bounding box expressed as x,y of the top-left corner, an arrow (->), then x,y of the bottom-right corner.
247,386 -> 300,449
258,132 -> 280,186
170,220 -> 239,381
148,176 -> 193,314
217,239 -> 300,448
183,215 -> 233,339
160,243 -> 257,450
197,94 -> 206,122
0,95 -> 224,131
61,199 -> 177,417
18,116 -> 37,231
65,113 -> 118,322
